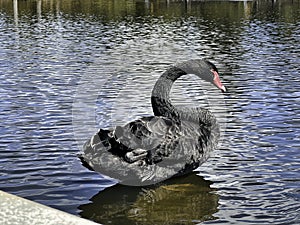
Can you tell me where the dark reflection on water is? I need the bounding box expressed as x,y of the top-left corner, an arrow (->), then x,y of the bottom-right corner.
79,173 -> 218,225
0,0 -> 300,224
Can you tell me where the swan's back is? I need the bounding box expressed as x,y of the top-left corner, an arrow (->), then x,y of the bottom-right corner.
80,112 -> 219,185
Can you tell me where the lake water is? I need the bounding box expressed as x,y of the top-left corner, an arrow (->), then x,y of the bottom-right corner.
0,0 -> 299,224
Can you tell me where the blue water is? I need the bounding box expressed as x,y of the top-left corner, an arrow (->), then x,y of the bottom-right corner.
0,0 -> 299,224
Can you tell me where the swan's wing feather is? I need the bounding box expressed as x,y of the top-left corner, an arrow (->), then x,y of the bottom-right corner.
79,116 -> 186,185
149,120 -> 212,167
80,116 -> 174,166
115,116 -> 170,147
79,115 -> 218,185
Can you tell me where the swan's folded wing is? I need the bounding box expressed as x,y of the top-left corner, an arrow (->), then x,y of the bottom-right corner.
112,116 -> 176,156
79,116 -> 217,185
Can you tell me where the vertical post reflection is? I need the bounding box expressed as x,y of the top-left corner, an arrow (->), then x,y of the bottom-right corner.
13,0 -> 18,26
37,0 -> 42,21
186,0 -> 191,13
56,0 -> 61,17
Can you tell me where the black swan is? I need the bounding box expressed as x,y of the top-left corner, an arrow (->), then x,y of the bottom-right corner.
79,59 -> 226,186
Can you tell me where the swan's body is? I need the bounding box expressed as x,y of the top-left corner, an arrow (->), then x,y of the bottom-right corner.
79,59 -> 226,186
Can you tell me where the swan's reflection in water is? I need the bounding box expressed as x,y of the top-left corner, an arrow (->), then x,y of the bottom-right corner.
79,173 -> 219,225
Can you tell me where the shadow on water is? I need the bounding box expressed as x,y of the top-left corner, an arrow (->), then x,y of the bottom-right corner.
79,172 -> 219,225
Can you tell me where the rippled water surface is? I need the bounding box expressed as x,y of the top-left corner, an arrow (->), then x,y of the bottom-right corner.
0,0 -> 299,224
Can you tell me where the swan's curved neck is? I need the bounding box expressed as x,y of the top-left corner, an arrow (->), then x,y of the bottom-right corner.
151,67 -> 186,118
151,66 -> 217,128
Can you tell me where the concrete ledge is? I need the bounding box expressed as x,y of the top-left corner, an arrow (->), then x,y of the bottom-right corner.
0,190 -> 99,225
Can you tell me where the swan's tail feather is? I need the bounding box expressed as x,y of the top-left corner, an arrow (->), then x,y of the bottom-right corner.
79,128 -> 115,171
78,153 -> 95,171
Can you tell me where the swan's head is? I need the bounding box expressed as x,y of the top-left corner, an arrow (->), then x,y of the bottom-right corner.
175,59 -> 227,92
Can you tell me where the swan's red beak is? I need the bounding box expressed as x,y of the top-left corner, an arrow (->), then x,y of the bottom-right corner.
212,70 -> 226,92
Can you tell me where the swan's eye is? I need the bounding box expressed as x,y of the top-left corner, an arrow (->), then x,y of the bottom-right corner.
211,67 -> 218,73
